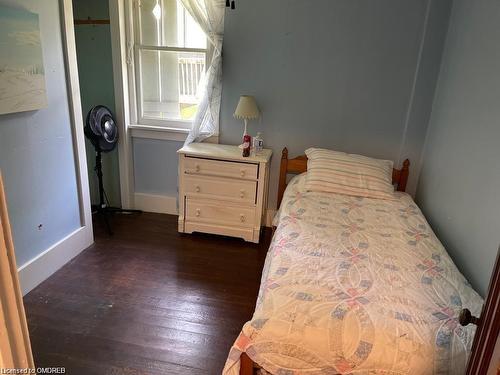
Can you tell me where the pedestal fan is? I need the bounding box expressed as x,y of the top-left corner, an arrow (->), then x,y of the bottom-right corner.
84,105 -> 140,234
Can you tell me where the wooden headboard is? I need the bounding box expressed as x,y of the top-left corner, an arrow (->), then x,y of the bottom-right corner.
277,148 -> 410,206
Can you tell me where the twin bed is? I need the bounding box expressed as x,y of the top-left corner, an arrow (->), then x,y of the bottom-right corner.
223,148 -> 483,375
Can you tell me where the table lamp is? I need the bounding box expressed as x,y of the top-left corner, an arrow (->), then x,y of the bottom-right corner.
234,95 -> 260,140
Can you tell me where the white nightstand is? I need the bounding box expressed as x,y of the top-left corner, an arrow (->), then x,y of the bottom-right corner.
177,143 -> 272,243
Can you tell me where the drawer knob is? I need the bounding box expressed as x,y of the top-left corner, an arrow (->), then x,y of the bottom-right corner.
240,170 -> 245,177
195,164 -> 200,172
240,214 -> 246,223
240,190 -> 245,198
195,185 -> 201,193
195,209 -> 201,217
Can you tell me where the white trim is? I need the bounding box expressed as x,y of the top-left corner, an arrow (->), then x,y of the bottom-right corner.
265,209 -> 277,227
110,0 -> 135,209
129,125 -> 220,143
18,227 -> 92,296
131,3 -> 208,130
109,1 -> 219,211
130,125 -> 189,141
127,0 -> 139,125
135,117 -> 192,130
60,0 -> 93,230
134,193 -> 178,215
17,0 -> 95,296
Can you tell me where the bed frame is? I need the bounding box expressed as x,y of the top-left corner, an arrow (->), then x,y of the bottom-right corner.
239,148 -> 410,375
278,147 -> 410,206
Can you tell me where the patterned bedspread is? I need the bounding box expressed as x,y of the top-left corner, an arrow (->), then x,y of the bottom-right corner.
223,174 -> 483,375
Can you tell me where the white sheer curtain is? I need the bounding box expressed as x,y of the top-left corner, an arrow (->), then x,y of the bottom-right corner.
181,0 -> 225,144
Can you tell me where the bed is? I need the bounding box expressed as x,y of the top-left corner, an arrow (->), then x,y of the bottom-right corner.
223,148 -> 483,375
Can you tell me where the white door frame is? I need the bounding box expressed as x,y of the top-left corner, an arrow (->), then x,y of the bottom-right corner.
109,0 -> 135,209
60,0 -> 93,228
16,0 -> 94,294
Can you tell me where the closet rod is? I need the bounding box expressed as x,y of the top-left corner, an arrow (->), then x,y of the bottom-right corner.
74,18 -> 110,25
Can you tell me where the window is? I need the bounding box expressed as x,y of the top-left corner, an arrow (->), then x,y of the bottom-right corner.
130,0 -> 208,129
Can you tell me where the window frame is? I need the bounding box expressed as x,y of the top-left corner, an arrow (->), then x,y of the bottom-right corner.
126,0 -> 208,131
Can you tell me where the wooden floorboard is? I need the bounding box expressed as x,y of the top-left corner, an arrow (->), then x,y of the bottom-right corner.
24,212 -> 271,375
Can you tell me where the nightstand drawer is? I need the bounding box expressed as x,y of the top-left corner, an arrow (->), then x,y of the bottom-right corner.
178,143 -> 272,243
184,157 -> 258,180
184,175 -> 257,204
185,199 -> 256,228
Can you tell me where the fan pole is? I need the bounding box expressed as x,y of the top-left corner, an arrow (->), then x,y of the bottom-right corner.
86,105 -> 141,236
96,150 -> 106,209
95,150 -> 112,235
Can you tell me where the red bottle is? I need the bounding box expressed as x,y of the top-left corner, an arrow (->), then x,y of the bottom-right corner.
242,134 -> 251,157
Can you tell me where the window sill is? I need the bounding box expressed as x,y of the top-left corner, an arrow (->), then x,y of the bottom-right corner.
128,125 -> 219,144
129,124 -> 190,142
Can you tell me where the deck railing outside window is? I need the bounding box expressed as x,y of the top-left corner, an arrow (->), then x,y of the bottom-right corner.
179,56 -> 205,105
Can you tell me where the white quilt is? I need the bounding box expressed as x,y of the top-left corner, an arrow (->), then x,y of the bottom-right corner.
223,173 -> 483,375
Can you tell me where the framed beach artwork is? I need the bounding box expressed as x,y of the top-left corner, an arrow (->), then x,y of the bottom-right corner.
0,5 -> 48,115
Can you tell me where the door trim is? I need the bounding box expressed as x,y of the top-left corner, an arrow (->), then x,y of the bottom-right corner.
467,248 -> 500,374
60,0 -> 93,232
16,0 -> 94,295
109,0 -> 135,209
0,174 -> 34,370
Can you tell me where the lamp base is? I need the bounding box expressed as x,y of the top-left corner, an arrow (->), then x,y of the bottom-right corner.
238,119 -> 249,149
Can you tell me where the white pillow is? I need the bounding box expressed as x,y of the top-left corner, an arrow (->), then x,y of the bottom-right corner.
305,148 -> 395,199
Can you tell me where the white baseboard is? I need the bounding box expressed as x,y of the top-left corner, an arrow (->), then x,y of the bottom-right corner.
134,193 -> 178,215
18,226 -> 93,296
265,209 -> 277,227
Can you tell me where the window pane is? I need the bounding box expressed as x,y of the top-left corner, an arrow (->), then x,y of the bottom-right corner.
139,49 -> 206,121
138,0 -> 207,49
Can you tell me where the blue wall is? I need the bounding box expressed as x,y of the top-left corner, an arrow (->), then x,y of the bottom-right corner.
0,0 -> 81,266
416,0 -> 500,296
398,0 -> 453,194
219,0 -> 451,208
133,0 -> 452,208
133,138 -> 182,196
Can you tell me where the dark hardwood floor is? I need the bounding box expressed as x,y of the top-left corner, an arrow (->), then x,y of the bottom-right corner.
23,213 -> 271,375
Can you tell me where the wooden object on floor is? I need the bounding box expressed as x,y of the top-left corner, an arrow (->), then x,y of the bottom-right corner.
178,143 -> 272,243
0,173 -> 34,370
23,213 -> 272,375
277,147 -> 411,206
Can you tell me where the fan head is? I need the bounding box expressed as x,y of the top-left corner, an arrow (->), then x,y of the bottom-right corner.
85,105 -> 119,153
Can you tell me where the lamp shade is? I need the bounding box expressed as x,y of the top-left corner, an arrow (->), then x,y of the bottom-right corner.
234,95 -> 260,120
